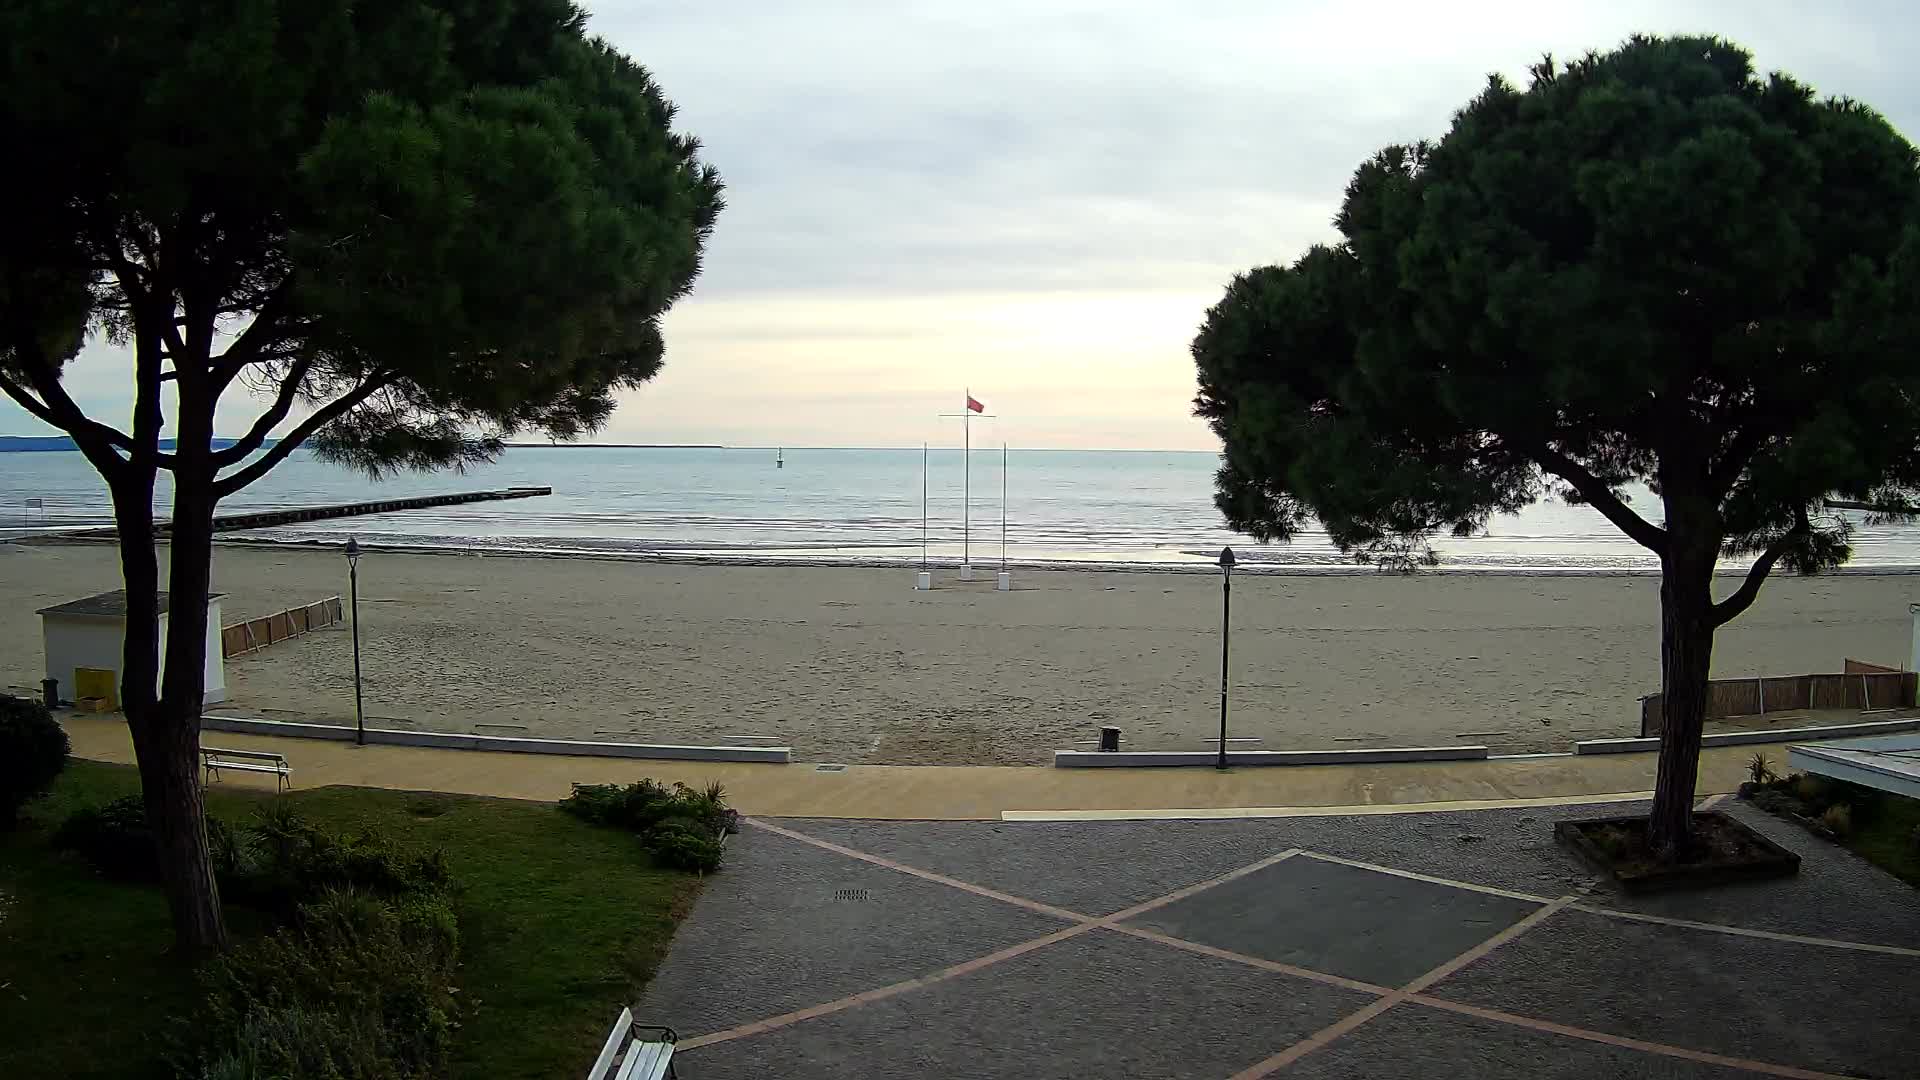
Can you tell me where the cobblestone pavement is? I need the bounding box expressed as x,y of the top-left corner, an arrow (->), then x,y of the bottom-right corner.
639,799 -> 1920,1079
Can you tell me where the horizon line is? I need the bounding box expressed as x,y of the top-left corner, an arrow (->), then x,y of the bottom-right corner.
513,443 -> 1221,454
0,433 -> 1220,455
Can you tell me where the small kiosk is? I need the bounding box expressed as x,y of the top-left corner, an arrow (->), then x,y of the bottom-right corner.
38,590 -> 227,708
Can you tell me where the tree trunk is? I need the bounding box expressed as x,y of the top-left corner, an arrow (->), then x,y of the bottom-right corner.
159,420 -> 229,954
1646,504 -> 1720,858
126,686 -> 226,954
111,464 -> 229,954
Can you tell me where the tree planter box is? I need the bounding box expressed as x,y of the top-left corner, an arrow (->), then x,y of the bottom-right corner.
1555,811 -> 1800,893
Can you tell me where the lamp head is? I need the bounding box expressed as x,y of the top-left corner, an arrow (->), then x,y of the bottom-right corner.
344,537 -> 361,566
1218,546 -> 1235,570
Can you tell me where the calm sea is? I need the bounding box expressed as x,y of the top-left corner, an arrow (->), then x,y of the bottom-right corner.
4,446 -> 1917,573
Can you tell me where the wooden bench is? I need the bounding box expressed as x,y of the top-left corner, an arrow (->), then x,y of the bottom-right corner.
201,747 -> 291,792
588,1007 -> 676,1080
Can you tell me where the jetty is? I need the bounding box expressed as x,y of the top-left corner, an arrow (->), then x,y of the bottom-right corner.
170,486 -> 552,534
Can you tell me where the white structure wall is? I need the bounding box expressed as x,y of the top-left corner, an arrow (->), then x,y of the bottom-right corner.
41,598 -> 226,706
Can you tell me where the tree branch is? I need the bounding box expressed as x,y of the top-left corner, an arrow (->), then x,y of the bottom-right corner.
211,374 -> 393,497
210,358 -> 312,468
1711,513 -> 1809,628
1709,426 -> 1770,494
1524,441 -> 1669,552
0,361 -> 137,454
0,370 -> 130,478
208,278 -> 294,392
0,371 -> 67,429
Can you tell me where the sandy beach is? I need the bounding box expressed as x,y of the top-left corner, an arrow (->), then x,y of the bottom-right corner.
2,541 -> 1915,765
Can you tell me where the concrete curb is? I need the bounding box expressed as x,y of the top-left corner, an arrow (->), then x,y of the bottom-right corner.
1574,716 -> 1920,755
1053,746 -> 1488,768
198,714 -> 791,763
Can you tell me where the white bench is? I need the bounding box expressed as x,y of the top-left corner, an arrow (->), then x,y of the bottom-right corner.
588,1007 -> 676,1080
201,747 -> 291,792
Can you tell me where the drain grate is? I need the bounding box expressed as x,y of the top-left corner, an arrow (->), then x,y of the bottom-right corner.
815,763 -> 848,773
832,888 -> 873,901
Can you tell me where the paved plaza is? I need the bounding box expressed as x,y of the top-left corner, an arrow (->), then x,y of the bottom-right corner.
641,799 -> 1920,1079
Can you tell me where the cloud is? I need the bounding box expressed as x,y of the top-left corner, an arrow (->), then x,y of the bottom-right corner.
8,1 -> 1920,449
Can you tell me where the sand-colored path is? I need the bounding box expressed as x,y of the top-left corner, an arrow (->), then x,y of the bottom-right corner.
65,714 -> 1790,819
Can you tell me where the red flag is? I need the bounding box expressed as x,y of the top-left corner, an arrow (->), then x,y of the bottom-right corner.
966,394 -> 984,413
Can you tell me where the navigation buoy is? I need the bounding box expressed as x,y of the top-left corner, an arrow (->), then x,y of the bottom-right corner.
776,447 -> 784,469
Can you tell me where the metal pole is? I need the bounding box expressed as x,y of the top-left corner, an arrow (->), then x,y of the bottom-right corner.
1218,556 -> 1233,770
1001,442 -> 1008,569
963,404 -> 971,567
921,442 -> 928,569
350,558 -> 365,746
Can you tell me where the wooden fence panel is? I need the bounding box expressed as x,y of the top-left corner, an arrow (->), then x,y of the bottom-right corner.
221,596 -> 344,658
1639,668 -> 1916,736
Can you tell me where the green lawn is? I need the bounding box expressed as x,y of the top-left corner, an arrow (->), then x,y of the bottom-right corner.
0,761 -> 704,1080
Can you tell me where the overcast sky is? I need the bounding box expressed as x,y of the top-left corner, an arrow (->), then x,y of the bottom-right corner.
8,1 -> 1918,450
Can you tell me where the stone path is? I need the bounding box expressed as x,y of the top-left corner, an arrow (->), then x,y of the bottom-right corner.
641,799 -> 1920,1079
64,712 -> 1796,819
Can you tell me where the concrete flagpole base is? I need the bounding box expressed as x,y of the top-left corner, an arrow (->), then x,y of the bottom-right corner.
996,571 -> 1011,591
960,564 -> 975,581
914,571 -> 932,591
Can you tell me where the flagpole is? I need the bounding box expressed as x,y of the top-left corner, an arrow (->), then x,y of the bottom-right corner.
938,394 -> 992,582
913,441 -> 931,590
1001,442 -> 1007,570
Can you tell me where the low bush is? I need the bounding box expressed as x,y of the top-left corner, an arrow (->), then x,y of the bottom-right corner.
1750,787 -> 1800,816
54,795 -> 157,879
561,779 -> 734,871
228,802 -> 451,914
1821,803 -> 1854,838
1745,752 -> 1778,787
645,821 -> 725,873
0,693 -> 70,826
1794,774 -> 1826,805
1589,824 -> 1634,860
181,888 -> 460,1080
54,797 -> 448,913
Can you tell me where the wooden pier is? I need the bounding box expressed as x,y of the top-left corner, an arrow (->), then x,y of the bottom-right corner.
157,486 -> 554,534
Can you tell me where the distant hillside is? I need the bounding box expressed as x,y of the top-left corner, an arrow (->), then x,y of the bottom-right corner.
0,435 -> 266,452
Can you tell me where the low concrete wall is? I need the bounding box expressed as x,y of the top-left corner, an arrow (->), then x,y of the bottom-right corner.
1054,746 -> 1488,768
199,714 -> 790,763
1576,716 -> 1920,755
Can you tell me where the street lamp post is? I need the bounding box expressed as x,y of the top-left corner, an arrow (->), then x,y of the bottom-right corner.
1217,546 -> 1235,770
345,537 -> 365,746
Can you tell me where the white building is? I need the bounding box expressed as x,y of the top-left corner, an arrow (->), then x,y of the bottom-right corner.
37,590 -> 227,707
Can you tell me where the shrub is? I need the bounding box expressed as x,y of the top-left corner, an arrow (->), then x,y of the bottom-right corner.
1746,753 -> 1777,787
182,888 -> 460,1080
0,693 -> 69,826
1794,774 -> 1827,806
1589,824 -> 1635,860
1750,788 -> 1802,816
560,779 -> 679,831
562,778 -> 734,869
54,797 -> 448,910
1820,804 -> 1853,838
645,823 -> 724,873
54,795 -> 157,879
225,802 -> 450,913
